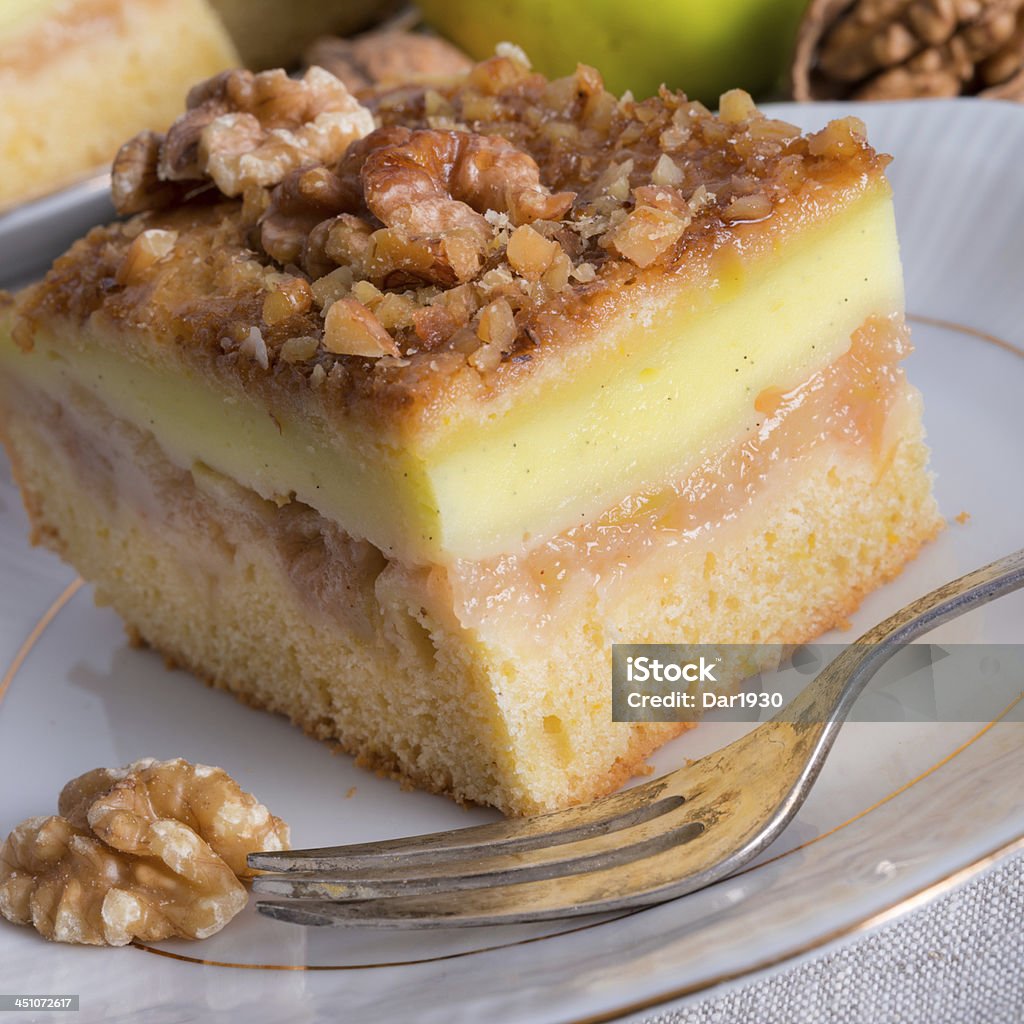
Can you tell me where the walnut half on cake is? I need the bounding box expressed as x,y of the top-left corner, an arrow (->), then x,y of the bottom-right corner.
0,56 -> 942,816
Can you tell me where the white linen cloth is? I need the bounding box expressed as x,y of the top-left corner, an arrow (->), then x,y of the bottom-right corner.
640,852 -> 1023,1024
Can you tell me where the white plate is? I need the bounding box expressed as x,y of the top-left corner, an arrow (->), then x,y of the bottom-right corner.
2,99 -> 1023,1024
0,173 -> 113,291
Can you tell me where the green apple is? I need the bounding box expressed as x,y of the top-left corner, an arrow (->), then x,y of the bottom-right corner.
417,0 -> 808,103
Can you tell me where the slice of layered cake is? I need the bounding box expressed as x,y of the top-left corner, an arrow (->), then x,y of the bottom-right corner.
0,56 -> 941,815
0,0 -> 239,208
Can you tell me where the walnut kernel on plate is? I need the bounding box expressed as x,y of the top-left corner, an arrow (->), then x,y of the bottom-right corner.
0,759 -> 289,946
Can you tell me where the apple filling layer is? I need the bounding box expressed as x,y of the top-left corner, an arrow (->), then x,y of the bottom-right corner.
7,310 -> 915,648
448,312 -> 915,643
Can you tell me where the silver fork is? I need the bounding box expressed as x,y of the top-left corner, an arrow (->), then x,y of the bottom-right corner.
249,548 -> 1024,928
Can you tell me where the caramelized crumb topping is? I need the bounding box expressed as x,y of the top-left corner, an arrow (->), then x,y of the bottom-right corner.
23,51 -> 889,413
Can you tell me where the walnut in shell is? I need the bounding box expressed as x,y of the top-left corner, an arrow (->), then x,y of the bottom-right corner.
0,759 -> 289,945
793,0 -> 1024,100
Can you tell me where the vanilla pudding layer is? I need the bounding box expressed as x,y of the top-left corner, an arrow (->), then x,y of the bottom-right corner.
0,313 -> 941,814
10,186 -> 903,564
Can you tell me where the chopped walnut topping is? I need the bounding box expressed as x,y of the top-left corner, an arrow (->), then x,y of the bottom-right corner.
358,127 -> 575,285
311,265 -> 355,310
197,70 -> 374,197
115,229 -> 178,287
748,117 -> 802,143
86,55 -> 888,380
0,759 -> 289,945
468,342 -> 503,372
718,88 -> 758,125
375,290 -> 419,330
351,279 -> 383,307
239,325 -> 270,368
658,106 -> 694,151
651,153 -> 685,187
260,165 -> 358,271
323,298 -> 401,357
506,224 -> 561,280
111,132 -> 187,216
495,41 -> 532,69
263,276 -> 315,326
279,335 -> 321,363
322,215 -> 377,279
603,206 -> 690,268
542,249 -> 573,291
807,116 -> 869,159
687,184 -> 716,215
722,193 -> 774,222
111,66 -> 373,215
476,297 -> 517,349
